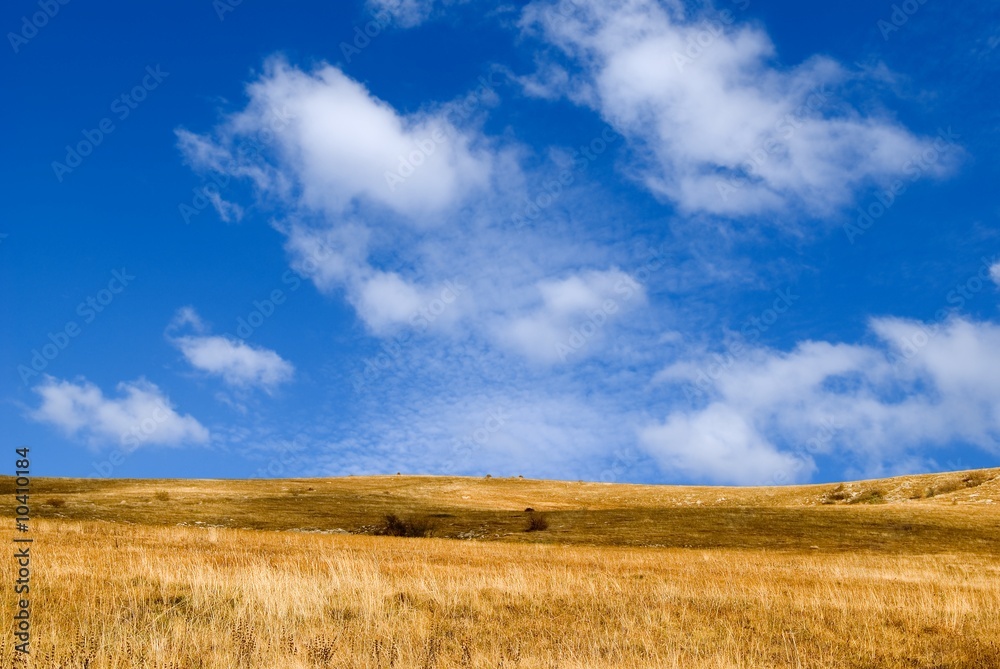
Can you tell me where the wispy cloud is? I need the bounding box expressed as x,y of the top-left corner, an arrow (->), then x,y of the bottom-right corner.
365,0 -> 468,27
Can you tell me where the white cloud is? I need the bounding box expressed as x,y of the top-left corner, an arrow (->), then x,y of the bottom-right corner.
206,190 -> 243,223
990,261 -> 1000,286
522,0 -> 957,217
500,269 -> 645,362
647,316 -> 1000,484
640,404 -> 813,486
173,336 -> 295,388
173,335 -> 295,389
355,272 -> 426,329
180,56 -> 491,220
30,377 -> 209,450
168,306 -> 207,333
282,222 -> 372,292
367,0 -> 435,27
168,308 -> 294,389
178,58 -> 509,338
281,224 -> 474,335
366,0 -> 471,27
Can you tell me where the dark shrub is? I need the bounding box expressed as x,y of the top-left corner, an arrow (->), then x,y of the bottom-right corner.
525,512 -> 549,532
376,513 -> 434,537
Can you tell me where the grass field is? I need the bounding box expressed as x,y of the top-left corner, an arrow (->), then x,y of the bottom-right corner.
2,468 -> 999,667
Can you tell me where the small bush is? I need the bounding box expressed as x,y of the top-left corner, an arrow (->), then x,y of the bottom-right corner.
848,489 -> 886,505
407,517 -> 434,536
376,513 -> 434,538
380,514 -> 407,536
154,491 -> 170,501
820,484 -> 848,504
962,472 -> 989,488
923,475 -> 981,498
45,498 -> 66,508
938,480 -> 963,495
525,512 -> 549,532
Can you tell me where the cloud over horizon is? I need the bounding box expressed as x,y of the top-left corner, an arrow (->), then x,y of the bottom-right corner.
649,315 -> 1000,483
29,376 -> 209,451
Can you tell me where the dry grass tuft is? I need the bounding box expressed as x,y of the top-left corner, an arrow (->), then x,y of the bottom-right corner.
846,488 -> 886,504
924,472 -> 993,498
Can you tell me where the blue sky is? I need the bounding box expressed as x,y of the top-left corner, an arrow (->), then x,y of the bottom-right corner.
2,0 -> 999,484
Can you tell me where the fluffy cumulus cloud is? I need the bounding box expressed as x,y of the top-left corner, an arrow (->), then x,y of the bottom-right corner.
521,0 -> 957,216
168,308 -> 294,389
640,403 -> 813,485
647,316 -> 1000,484
990,261 -> 1000,286
178,57 -> 491,219
30,377 -> 209,450
178,57 -> 503,337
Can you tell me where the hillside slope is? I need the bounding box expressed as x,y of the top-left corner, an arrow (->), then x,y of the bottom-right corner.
4,467 -> 998,552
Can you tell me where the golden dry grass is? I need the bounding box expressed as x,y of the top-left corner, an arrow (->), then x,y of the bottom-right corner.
2,469 -> 999,668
